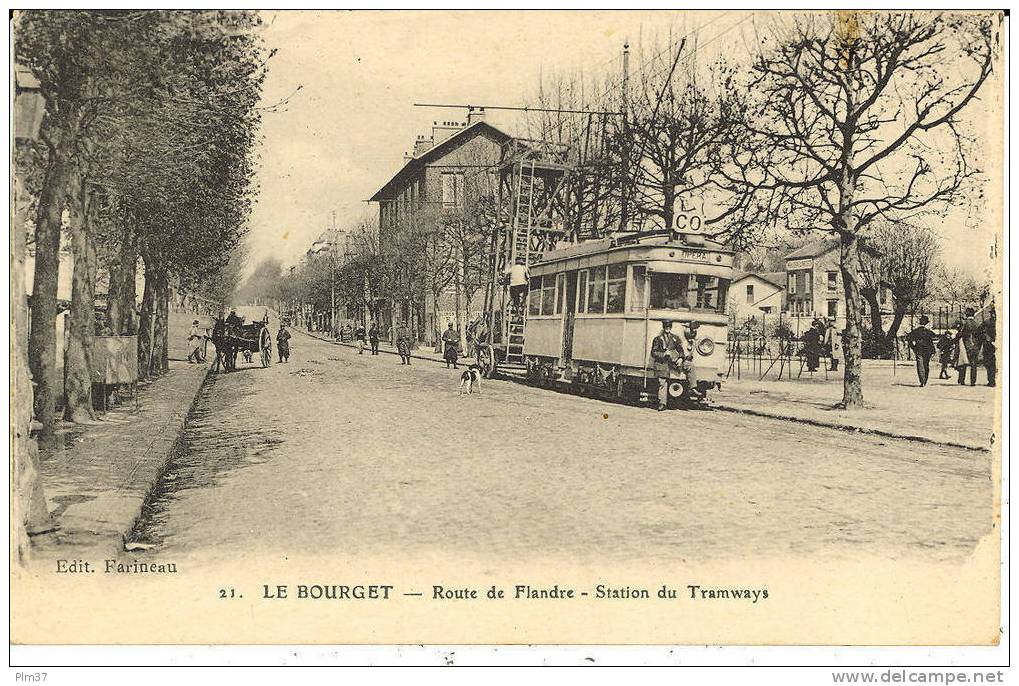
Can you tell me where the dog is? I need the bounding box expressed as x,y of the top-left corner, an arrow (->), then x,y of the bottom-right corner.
242,350 -> 253,364
458,365 -> 482,396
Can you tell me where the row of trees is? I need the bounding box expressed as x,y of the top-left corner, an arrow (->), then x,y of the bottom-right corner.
15,10 -> 266,437
520,11 -> 997,407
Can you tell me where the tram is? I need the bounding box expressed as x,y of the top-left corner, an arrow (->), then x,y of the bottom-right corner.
476,228 -> 733,404
472,136 -> 733,406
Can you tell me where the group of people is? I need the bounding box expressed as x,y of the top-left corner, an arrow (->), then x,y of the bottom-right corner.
907,307 -> 996,388
189,307 -> 296,372
353,323 -> 381,356
800,318 -> 840,373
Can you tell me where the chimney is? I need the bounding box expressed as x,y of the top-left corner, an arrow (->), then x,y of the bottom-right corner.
467,106 -> 486,126
431,119 -> 462,145
413,134 -> 433,156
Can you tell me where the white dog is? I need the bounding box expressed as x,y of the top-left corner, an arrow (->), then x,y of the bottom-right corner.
458,365 -> 482,396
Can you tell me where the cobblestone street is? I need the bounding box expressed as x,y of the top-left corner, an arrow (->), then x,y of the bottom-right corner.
133,330 -> 994,567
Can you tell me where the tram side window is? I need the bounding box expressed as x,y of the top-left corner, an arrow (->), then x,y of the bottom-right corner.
586,266 -> 606,314
629,266 -> 647,312
578,271 -> 589,313
606,264 -> 627,313
695,275 -> 728,312
650,273 -> 691,310
555,273 -> 566,315
528,276 -> 542,316
541,275 -> 556,316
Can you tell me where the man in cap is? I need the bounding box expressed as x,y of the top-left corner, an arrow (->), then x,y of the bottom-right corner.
225,306 -> 243,335
905,315 -> 937,387
441,322 -> 460,369
650,319 -> 687,411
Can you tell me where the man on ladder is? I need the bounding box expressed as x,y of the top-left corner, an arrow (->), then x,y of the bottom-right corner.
507,261 -> 530,311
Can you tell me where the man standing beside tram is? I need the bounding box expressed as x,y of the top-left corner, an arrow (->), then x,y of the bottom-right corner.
650,319 -> 699,411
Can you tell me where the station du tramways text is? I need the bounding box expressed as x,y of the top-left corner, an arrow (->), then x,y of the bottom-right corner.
261,584 -> 769,603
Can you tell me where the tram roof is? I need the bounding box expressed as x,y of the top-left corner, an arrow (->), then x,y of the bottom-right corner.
536,231 -> 731,265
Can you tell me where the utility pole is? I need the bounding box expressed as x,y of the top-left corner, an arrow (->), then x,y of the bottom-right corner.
619,40 -> 630,232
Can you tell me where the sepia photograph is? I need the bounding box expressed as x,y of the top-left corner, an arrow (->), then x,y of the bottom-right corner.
8,6 -> 1007,667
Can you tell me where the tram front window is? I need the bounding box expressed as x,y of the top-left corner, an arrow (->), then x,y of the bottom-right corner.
649,273 -> 728,313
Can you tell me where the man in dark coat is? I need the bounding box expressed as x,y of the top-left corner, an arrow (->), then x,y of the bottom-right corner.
956,308 -> 983,386
982,312 -> 996,387
395,322 -> 412,365
441,322 -> 460,369
276,323 -> 291,363
936,330 -> 955,380
905,315 -> 937,387
801,320 -> 822,372
368,322 -> 380,355
650,319 -> 687,411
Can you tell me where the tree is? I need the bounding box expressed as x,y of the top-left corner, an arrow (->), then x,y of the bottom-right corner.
718,11 -> 997,407
236,257 -> 285,306
625,39 -> 739,231
864,222 -> 940,343
15,11 -> 98,434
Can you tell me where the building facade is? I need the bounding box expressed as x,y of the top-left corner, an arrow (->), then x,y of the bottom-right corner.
728,270 -> 786,324
369,109 -> 511,346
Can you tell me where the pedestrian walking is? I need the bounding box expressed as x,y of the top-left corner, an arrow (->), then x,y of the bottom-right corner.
955,308 -> 983,386
441,322 -> 460,369
824,318 -> 840,371
187,319 -> 204,363
395,322 -> 412,365
905,315 -> 937,387
982,311 -> 996,387
369,322 -> 380,355
936,330 -> 955,380
355,323 -> 367,355
276,323 -> 291,363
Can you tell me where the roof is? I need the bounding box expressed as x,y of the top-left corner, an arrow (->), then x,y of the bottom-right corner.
369,120 -> 512,202
784,238 -> 838,261
731,270 -> 786,289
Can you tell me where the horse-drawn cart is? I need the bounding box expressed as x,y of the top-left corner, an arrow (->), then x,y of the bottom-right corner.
215,316 -> 273,370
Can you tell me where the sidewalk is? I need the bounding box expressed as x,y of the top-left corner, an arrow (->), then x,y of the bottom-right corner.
30,360 -> 211,559
714,368 -> 996,451
299,330 -> 996,451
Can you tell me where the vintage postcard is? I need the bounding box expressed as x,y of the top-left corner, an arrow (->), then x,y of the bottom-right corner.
10,9 -> 1005,649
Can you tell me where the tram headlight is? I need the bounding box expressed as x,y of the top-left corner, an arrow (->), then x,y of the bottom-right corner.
696,338 -> 715,356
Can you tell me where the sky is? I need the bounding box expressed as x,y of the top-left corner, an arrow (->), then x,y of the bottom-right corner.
244,10 -> 1001,281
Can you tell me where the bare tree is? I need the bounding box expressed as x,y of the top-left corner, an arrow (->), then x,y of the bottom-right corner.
718,11 -> 997,408
625,39 -> 740,231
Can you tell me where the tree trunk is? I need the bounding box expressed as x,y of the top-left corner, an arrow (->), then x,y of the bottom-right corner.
107,222 -> 138,336
28,132 -> 75,435
860,287 -> 884,338
62,177 -> 97,423
13,166 -> 54,555
137,257 -> 155,380
152,271 -> 170,374
839,232 -> 865,408
885,309 -> 906,342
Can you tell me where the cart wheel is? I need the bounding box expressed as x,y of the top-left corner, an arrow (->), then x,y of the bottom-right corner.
260,328 -> 272,368
476,345 -> 496,379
